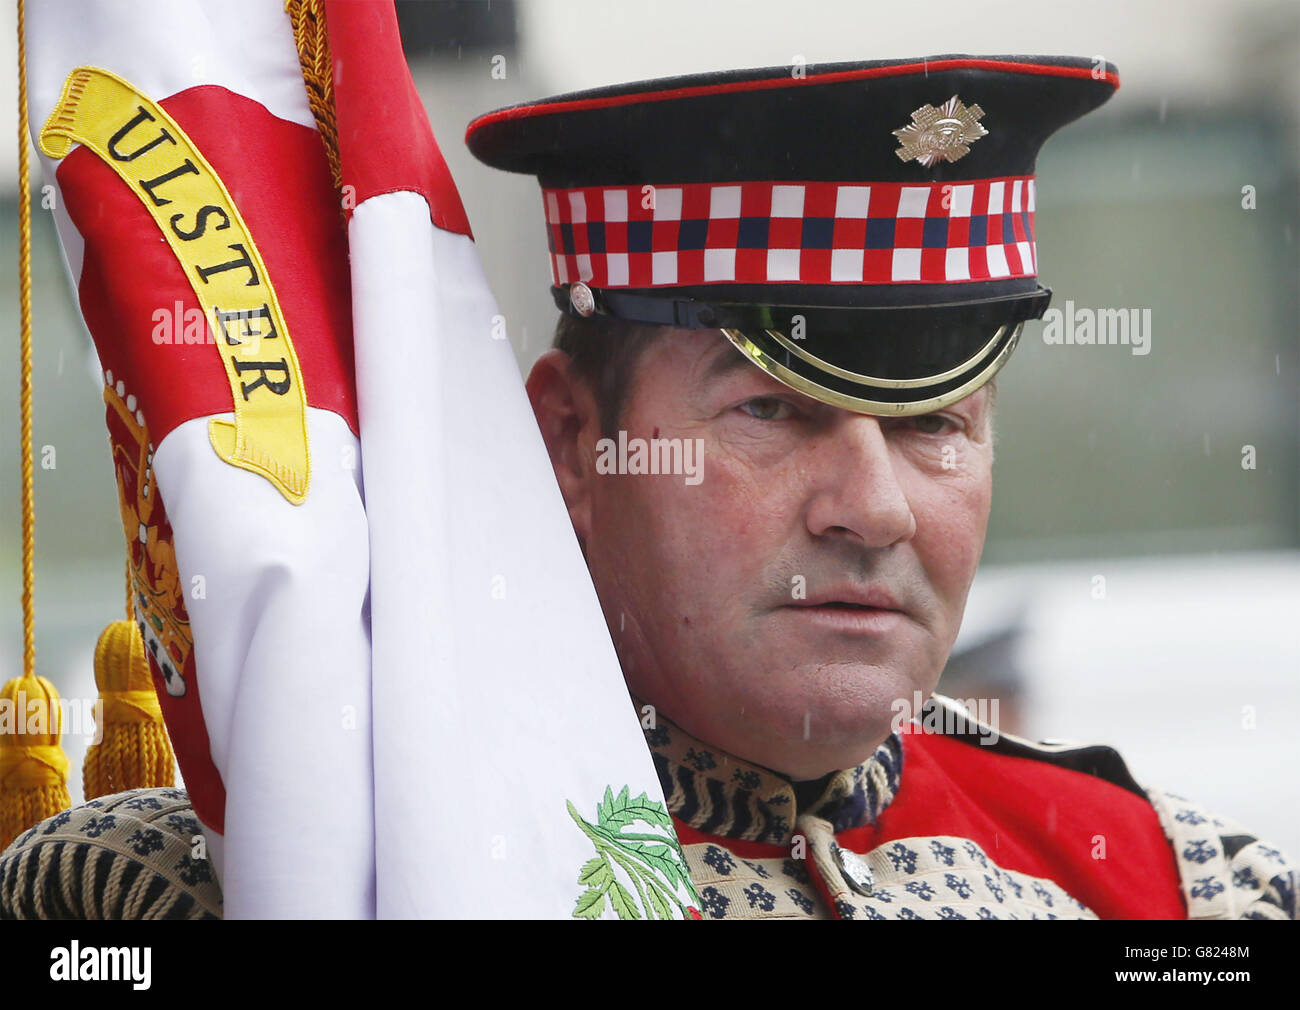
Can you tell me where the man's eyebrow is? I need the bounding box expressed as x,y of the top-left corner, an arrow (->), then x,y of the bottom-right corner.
700,340 -> 759,384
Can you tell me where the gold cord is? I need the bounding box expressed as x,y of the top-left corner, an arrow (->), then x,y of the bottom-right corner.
2,0 -> 70,851
285,0 -> 343,196
17,0 -> 34,680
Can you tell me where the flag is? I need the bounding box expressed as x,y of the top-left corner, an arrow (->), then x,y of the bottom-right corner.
327,1 -> 695,918
26,0 -> 695,918
26,0 -> 373,917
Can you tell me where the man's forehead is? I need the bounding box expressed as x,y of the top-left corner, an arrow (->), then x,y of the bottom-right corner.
698,336 -> 756,383
635,328 -> 756,386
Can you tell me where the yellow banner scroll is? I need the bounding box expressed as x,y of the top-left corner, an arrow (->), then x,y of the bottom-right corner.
38,66 -> 310,505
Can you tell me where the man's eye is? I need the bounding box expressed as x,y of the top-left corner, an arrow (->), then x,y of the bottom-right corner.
909,413 -> 955,435
738,397 -> 794,421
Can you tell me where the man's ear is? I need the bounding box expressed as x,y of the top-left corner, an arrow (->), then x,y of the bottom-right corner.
526,349 -> 598,546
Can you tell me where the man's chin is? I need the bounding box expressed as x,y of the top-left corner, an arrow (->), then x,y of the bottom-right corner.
717,663 -> 926,777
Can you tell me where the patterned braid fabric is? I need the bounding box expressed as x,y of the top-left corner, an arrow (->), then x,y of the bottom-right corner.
541,178 -> 1039,289
1145,786 -> 1296,920
2,702 -> 1295,921
645,698 -> 1299,921
0,787 -> 221,920
648,709 -> 1092,919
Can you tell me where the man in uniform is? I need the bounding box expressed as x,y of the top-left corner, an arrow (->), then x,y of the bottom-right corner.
461,54 -> 1298,919
4,54 -> 1294,922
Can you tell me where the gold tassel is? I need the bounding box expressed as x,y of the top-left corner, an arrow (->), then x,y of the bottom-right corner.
0,673 -> 71,851
4,0 -> 70,854
83,620 -> 175,800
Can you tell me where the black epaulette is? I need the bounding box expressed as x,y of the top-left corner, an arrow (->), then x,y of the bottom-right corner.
920,693 -> 1149,800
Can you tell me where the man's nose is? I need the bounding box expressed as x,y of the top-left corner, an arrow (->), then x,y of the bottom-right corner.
803,415 -> 916,547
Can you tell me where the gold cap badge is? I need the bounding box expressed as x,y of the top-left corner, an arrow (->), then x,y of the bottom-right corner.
892,94 -> 989,167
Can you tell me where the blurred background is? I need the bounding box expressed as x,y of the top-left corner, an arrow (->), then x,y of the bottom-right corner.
1,1 -> 1297,858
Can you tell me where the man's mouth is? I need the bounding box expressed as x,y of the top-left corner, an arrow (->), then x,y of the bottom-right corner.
794,587 -> 903,611
781,587 -> 907,632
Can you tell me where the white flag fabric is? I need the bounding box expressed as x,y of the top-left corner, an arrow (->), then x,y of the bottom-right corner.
328,1 -> 694,918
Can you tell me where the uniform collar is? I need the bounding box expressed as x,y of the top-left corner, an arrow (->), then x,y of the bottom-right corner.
641,705 -> 904,846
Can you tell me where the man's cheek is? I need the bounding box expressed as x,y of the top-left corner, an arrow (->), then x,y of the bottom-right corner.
914,490 -> 989,584
691,476 -> 783,570
925,503 -> 987,563
906,439 -> 992,483
916,463 -> 992,521
697,442 -> 794,522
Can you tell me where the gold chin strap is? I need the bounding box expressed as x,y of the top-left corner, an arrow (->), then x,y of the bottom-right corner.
720,322 -> 1022,416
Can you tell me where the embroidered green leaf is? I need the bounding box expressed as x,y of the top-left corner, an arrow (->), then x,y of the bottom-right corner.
568,787 -> 698,920
622,841 -> 685,888
586,820 -> 690,892
644,876 -> 673,920
573,887 -> 607,919
599,795 -> 675,832
608,880 -> 639,920
577,856 -> 610,887
633,791 -> 670,823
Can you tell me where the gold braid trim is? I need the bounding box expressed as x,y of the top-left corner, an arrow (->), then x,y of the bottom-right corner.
286,0 -> 343,197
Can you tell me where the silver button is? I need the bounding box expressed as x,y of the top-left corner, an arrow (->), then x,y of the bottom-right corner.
834,845 -> 874,896
569,281 -> 596,317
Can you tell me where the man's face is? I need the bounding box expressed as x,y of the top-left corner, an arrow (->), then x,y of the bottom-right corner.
531,328 -> 995,780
